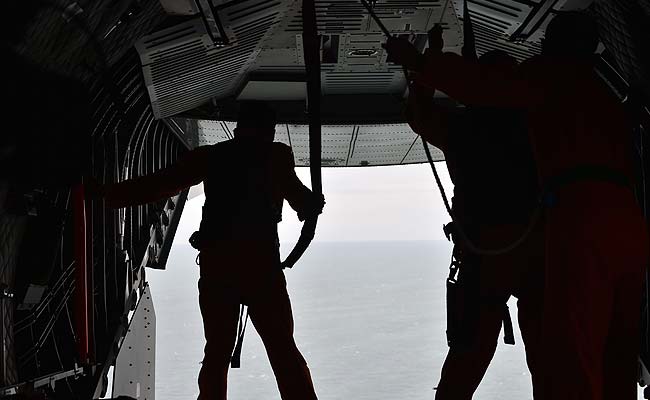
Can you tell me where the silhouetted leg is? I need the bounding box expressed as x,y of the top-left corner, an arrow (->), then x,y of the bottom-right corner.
601,205 -> 648,400
197,278 -> 240,400
516,235 -> 545,400
248,272 -> 318,400
541,216 -> 612,400
517,291 -> 543,399
540,188 -> 648,400
435,300 -> 504,400
603,266 -> 644,400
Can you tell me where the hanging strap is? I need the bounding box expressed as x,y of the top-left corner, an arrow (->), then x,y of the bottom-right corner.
461,0 -> 477,61
230,305 -> 249,368
281,0 -> 322,269
445,256 -> 461,347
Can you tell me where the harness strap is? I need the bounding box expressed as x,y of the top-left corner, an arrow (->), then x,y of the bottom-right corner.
230,305 -> 249,368
541,165 -> 632,206
281,0 -> 322,269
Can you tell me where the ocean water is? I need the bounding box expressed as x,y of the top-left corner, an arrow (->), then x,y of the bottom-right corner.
147,241 -> 537,400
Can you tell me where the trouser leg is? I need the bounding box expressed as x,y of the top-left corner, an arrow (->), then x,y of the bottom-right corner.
516,230 -> 545,400
435,300 -> 505,400
601,207 -> 648,400
436,225 -> 524,400
541,196 -> 648,400
541,224 -> 612,400
248,272 -> 318,400
197,279 -> 240,400
603,266 -> 644,400
517,293 -> 543,399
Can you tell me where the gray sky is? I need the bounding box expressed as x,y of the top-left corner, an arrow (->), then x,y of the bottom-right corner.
174,163 -> 454,244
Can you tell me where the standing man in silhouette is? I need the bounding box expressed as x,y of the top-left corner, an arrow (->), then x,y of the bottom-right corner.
95,101 -> 323,400
386,12 -> 649,399
405,26 -> 543,399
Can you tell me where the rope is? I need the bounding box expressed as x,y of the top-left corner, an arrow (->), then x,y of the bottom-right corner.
422,137 -> 542,256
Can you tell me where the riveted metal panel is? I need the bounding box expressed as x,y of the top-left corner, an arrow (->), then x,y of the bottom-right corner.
349,123 -> 418,166
196,121 -> 444,166
113,285 -> 156,400
136,0 -> 288,119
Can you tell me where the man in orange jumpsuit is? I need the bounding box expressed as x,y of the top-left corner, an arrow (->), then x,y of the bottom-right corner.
406,34 -> 544,397
95,102 -> 323,400
387,11 -> 649,399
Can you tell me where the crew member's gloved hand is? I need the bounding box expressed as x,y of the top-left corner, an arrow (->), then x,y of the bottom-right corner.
405,84 -> 433,131
298,193 -> 325,221
382,37 -> 425,71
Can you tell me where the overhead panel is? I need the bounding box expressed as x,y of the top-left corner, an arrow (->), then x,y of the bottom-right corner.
195,120 -> 445,166
138,0 -> 463,118
348,123 -> 420,166
136,0 -> 287,119
159,0 -> 200,15
252,0 -> 462,97
139,0 -> 596,120
451,0 -> 543,61
197,120 -> 236,145
284,124 -> 357,166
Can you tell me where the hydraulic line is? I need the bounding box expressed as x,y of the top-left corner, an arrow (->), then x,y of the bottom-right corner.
14,262 -> 75,332
19,281 -> 76,366
72,183 -> 90,364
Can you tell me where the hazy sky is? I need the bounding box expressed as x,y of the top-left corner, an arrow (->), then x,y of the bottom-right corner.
175,163 -> 454,245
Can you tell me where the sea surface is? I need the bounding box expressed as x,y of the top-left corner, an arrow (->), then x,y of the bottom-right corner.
147,240 -> 541,400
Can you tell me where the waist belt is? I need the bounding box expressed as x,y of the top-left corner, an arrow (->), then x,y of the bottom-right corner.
541,165 -> 632,206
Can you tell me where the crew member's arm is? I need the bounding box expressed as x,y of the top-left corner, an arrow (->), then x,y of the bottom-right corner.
384,38 -> 545,109
403,25 -> 451,152
406,83 -> 451,152
275,144 -> 324,221
102,146 -> 212,208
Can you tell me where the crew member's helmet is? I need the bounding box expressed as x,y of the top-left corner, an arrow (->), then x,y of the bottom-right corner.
235,101 -> 277,142
543,11 -> 599,59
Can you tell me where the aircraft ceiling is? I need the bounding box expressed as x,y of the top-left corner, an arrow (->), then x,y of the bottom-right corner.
137,0 -> 596,166
136,0 -> 565,120
196,120 -> 445,166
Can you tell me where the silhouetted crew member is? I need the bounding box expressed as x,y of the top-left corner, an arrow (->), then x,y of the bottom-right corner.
406,31 -> 543,397
386,12 -> 649,400
96,102 -> 323,400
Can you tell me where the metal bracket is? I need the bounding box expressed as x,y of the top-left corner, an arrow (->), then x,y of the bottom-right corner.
0,365 -> 85,396
194,0 -> 230,47
0,283 -> 14,299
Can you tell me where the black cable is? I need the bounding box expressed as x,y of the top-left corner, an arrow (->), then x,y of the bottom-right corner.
422,138 -> 452,215
14,262 -> 75,332
19,282 -> 76,366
